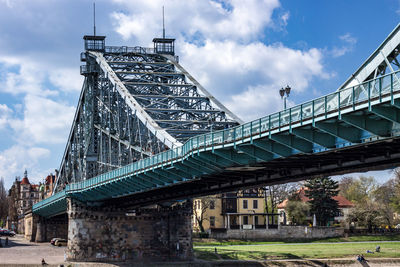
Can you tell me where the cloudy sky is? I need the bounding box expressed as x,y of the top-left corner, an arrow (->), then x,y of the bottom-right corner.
0,0 -> 399,189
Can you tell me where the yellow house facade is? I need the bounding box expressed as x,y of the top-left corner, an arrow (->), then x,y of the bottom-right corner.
193,189 -> 280,232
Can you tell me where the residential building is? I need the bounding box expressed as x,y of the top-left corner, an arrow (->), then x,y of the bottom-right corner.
39,173 -> 56,200
7,170 -> 40,233
193,188 -> 280,232
277,187 -> 354,225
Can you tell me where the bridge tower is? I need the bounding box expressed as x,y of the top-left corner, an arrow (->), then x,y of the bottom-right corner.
40,30 -> 241,262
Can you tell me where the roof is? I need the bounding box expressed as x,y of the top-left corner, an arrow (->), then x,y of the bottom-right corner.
277,187 -> 354,209
152,38 -> 175,43
20,177 -> 30,185
45,175 -> 55,185
83,35 -> 106,40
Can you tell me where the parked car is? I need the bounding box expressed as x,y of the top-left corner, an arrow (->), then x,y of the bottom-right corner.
0,229 -> 15,237
54,239 -> 67,247
50,237 -> 59,245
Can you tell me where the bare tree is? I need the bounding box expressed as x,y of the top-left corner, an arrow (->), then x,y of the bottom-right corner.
0,178 -> 8,227
193,196 -> 215,232
265,182 -> 300,213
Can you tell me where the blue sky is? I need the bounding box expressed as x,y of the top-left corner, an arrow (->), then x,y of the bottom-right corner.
0,0 -> 399,189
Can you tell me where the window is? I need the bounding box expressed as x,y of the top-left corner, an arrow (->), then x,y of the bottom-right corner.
253,199 -> 258,209
243,216 -> 248,225
210,200 -> 215,210
255,216 -> 259,225
243,200 -> 248,209
210,216 -> 215,227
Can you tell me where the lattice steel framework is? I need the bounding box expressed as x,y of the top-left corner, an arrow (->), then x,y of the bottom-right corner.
54,36 -> 241,192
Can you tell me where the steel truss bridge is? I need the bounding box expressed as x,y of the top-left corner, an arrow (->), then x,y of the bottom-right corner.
34,24 -> 400,218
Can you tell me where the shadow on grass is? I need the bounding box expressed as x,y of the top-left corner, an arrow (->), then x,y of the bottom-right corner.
195,248 -> 306,261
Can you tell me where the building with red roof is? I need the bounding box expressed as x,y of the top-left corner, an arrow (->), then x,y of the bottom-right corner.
277,187 -> 354,225
8,170 -> 40,234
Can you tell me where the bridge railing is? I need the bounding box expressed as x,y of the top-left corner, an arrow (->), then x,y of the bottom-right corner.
67,70 -> 400,191
34,70 -> 400,211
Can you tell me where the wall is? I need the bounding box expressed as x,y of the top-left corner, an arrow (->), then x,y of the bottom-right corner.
24,212 -> 38,241
66,198 -> 193,262
210,226 -> 344,240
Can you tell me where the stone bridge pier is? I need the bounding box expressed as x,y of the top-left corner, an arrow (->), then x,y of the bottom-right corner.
66,198 -> 193,262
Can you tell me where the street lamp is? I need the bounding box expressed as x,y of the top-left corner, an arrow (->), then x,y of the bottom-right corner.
279,85 -> 291,110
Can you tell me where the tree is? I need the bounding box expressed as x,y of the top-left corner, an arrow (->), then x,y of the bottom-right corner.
390,168 -> 400,214
339,176 -> 376,204
264,182 -> 299,213
193,196 -> 215,232
286,200 -> 310,225
372,179 -> 396,228
305,177 -> 339,226
0,178 -> 8,225
347,201 -> 381,232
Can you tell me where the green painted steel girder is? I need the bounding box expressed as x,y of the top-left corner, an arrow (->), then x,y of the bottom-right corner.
114,179 -> 141,195
370,104 -> 400,123
314,121 -> 361,143
121,177 -> 149,191
341,113 -> 392,137
236,144 -> 274,161
213,149 -> 256,165
140,173 -> 168,186
181,160 -> 213,175
270,134 -> 313,153
197,152 -> 232,167
83,188 -> 110,200
145,170 -> 174,183
292,128 -> 336,148
174,163 -> 200,177
135,174 -> 162,187
187,157 -> 220,173
157,168 -> 187,181
191,154 -> 226,170
252,139 -> 293,157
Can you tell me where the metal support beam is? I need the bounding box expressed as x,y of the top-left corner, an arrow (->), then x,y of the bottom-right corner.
370,104 -> 400,123
270,134 -> 313,153
213,150 -> 256,165
236,144 -> 274,161
314,121 -> 361,143
252,139 -> 293,157
292,128 -> 336,148
341,113 -> 392,137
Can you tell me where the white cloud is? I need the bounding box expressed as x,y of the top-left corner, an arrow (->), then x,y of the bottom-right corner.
110,0 -> 329,122
331,33 -> 357,58
0,104 -> 12,129
48,68 -> 83,93
0,145 -> 51,188
10,94 -> 75,144
111,0 -> 280,43
179,40 -> 328,121
0,57 -> 57,96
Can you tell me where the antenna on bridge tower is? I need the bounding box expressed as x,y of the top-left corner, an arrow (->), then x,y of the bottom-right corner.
93,2 -> 96,36
162,6 -> 165,39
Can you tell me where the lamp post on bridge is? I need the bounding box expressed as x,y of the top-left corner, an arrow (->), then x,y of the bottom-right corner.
279,85 -> 291,110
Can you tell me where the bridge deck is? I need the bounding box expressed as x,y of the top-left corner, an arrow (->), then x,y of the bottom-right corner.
33,70 -> 400,217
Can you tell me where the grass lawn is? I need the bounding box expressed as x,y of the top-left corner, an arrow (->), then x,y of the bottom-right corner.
193,234 -> 400,246
194,242 -> 400,261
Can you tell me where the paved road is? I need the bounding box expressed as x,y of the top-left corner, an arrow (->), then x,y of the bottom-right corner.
0,235 -> 65,265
